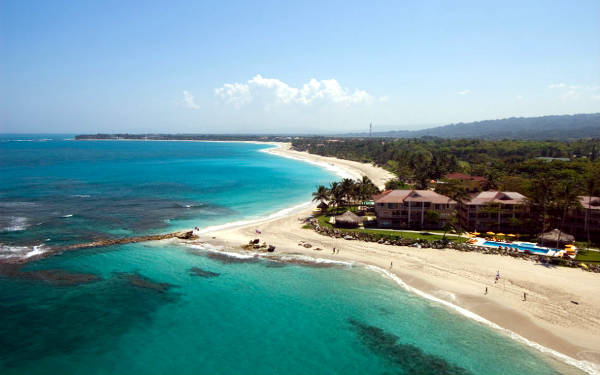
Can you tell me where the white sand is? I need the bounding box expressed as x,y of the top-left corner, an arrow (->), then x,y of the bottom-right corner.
194,142 -> 600,373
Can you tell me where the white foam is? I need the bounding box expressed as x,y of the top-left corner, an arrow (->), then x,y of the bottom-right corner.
364,265 -> 600,375
71,194 -> 90,198
186,244 -> 258,259
276,254 -> 354,267
61,214 -> 73,218
0,244 -> 48,259
2,217 -> 29,232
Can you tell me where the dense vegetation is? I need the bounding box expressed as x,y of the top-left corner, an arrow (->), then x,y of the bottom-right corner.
296,137 -> 600,243
312,177 -> 380,211
345,113 -> 600,140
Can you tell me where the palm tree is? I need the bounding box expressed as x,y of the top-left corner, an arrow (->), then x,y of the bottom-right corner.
584,170 -> 598,245
555,180 -> 581,248
357,176 -> 380,202
329,182 -> 345,213
340,178 -> 357,205
312,185 -> 330,204
526,173 -> 556,243
442,212 -> 461,240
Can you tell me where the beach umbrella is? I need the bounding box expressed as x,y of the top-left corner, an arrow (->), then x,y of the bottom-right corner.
496,233 -> 505,236
486,231 -> 495,235
472,232 -> 480,236
507,234 -> 516,237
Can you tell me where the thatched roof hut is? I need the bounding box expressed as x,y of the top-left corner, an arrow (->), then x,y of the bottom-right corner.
334,211 -> 363,228
317,201 -> 329,210
538,229 -> 575,247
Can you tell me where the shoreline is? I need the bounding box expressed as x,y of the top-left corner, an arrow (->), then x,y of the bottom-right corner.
64,138 -> 600,373
194,142 -> 599,374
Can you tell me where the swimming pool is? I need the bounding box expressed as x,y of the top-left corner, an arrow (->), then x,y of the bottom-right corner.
482,241 -> 559,254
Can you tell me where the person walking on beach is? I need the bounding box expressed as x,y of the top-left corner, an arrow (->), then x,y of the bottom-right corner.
485,287 -> 488,295
523,292 -> 527,301
390,261 -> 393,269
332,247 -> 336,254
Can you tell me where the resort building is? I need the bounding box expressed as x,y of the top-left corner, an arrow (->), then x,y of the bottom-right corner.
458,191 -> 528,233
374,190 -> 457,229
563,196 -> 600,243
443,172 -> 487,192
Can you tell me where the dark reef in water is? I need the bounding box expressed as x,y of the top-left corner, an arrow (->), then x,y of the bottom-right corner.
0,271 -> 179,368
115,272 -> 177,293
189,267 -> 220,278
348,319 -> 472,375
198,250 -> 260,264
0,264 -> 100,286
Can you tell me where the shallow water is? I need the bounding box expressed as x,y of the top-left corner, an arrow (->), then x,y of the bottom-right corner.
0,137 -> 332,256
0,136 -> 588,374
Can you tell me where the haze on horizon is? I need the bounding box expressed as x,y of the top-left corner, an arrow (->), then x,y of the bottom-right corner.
1,0 -> 599,134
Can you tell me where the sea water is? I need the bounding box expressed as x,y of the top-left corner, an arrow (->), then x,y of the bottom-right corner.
0,136 -> 589,374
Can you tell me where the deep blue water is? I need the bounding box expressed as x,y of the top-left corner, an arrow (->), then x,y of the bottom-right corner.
0,136 -> 586,374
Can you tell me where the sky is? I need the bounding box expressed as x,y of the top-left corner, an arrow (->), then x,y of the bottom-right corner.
1,0 -> 599,134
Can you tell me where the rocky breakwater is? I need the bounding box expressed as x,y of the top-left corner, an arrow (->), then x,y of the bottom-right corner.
2,231 -> 199,264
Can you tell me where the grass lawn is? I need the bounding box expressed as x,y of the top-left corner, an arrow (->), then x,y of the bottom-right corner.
575,250 -> 600,263
316,215 -> 467,243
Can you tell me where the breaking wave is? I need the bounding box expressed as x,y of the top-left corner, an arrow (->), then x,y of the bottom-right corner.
1,217 -> 29,232
0,244 -> 48,260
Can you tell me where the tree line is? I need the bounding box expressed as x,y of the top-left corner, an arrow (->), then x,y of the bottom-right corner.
312,177 -> 380,211
297,137 -> 600,243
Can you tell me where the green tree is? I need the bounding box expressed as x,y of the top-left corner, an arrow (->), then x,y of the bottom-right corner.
312,185 -> 330,204
340,178 -> 358,205
424,209 -> 440,228
357,176 -> 380,202
434,179 -> 470,203
442,212 -> 462,240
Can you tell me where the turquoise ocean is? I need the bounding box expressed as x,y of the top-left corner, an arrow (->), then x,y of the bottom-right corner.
0,135 -> 589,374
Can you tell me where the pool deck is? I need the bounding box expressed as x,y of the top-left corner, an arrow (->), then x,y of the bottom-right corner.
471,238 -> 575,258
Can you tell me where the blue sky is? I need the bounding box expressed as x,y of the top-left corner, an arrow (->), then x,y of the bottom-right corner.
1,0 -> 599,133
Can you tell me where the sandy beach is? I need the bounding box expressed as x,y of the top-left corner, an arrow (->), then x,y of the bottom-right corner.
199,142 -> 600,374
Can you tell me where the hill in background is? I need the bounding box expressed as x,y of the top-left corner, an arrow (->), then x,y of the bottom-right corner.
347,113 -> 600,140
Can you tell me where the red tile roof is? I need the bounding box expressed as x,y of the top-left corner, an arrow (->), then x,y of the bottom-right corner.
375,190 -> 456,204
372,190 -> 393,201
465,191 -> 527,205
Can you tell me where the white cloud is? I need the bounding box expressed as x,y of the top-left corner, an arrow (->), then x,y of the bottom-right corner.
548,83 -> 566,89
457,89 -> 470,95
548,83 -> 600,101
516,95 -> 524,100
214,74 -> 374,109
183,90 -> 199,110
379,96 -> 390,102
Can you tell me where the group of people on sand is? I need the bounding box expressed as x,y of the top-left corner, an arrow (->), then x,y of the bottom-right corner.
486,270 -> 527,301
